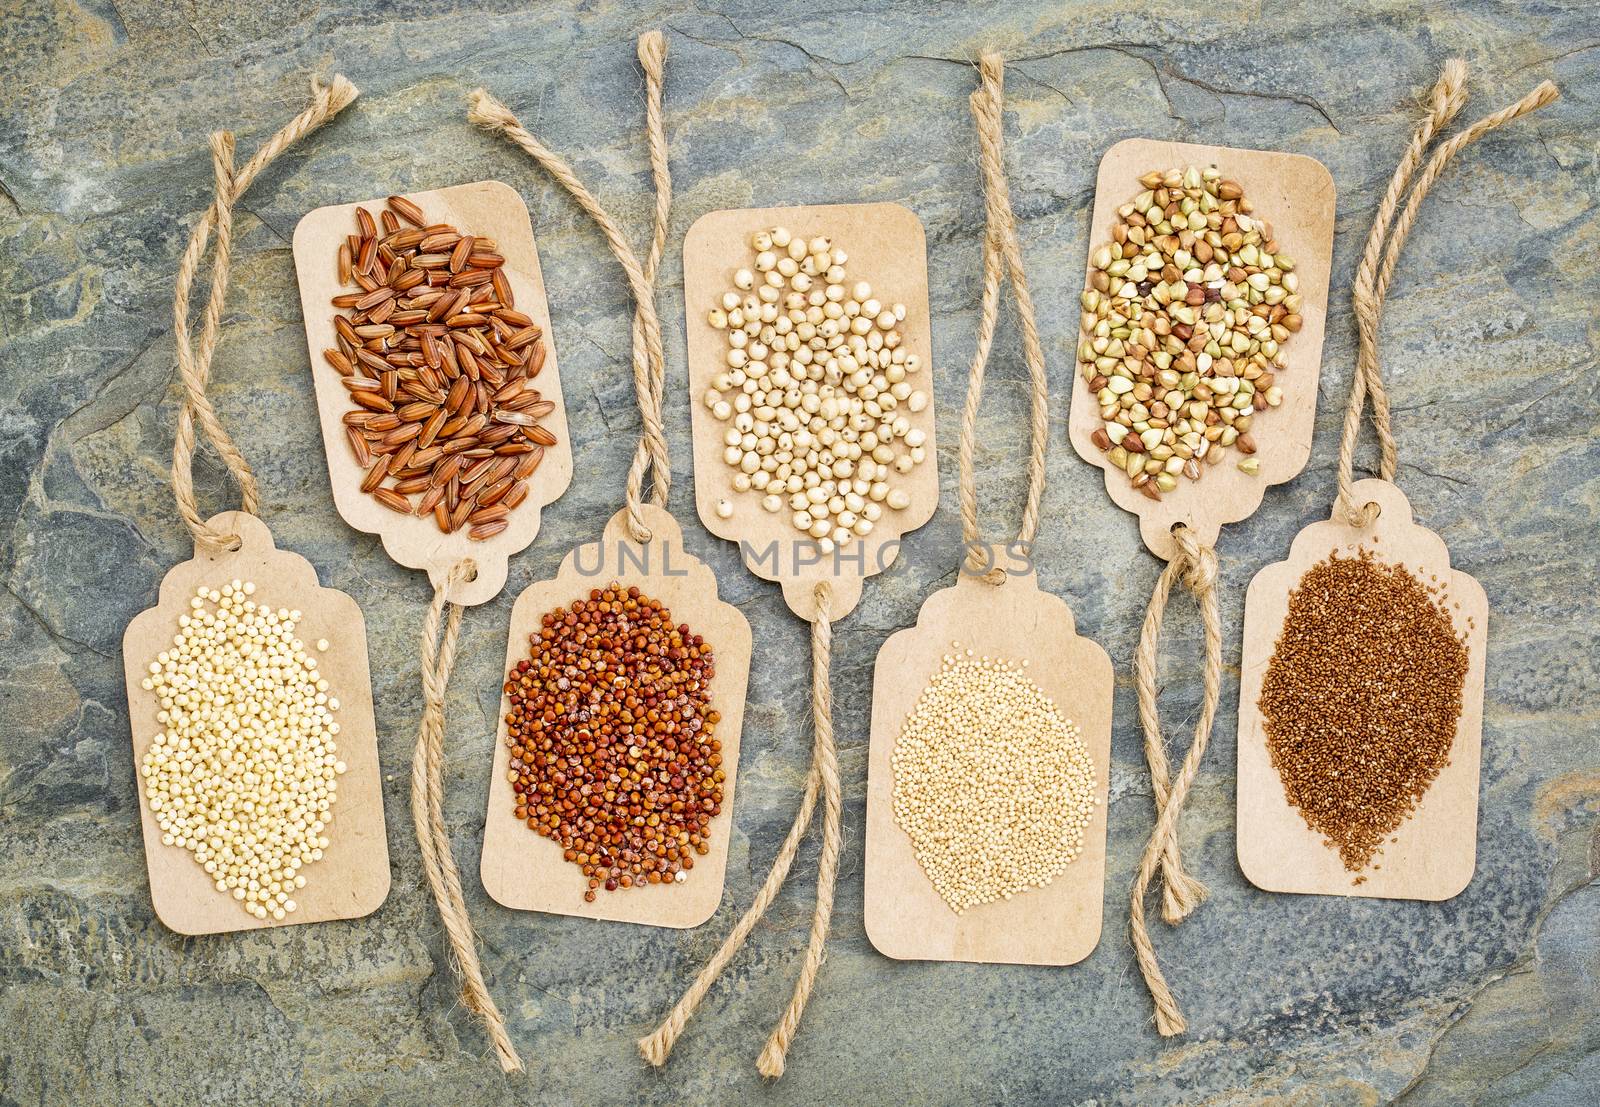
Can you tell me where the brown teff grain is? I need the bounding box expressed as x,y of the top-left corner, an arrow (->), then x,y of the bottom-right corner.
323,197 -> 556,539
1259,547 -> 1469,872
502,583 -> 723,902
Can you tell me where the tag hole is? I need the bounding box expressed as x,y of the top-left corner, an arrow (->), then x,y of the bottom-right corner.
1365,501 -> 1382,519
225,535 -> 243,552
465,567 -> 479,583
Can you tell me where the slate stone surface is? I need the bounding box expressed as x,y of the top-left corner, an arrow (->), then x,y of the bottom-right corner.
2,2 -> 1596,1104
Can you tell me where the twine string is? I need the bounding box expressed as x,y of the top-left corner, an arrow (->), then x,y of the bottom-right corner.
960,52 -> 1050,584
754,578 -> 839,1078
459,31 -> 678,1070
1127,60 -> 1558,1038
633,32 -> 673,521
409,560 -> 522,1073
415,32 -> 677,1068
1336,61 -> 1558,526
638,581 -> 838,1078
1128,524 -> 1220,1037
170,75 -> 358,552
467,31 -> 671,544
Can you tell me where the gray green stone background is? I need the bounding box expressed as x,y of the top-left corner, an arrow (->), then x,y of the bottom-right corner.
2,1 -> 1596,1103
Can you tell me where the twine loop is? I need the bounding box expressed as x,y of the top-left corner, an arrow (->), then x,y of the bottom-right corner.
959,52 -> 1049,585
638,579 -> 839,1078
1335,60 -> 1558,528
468,31 -> 672,545
464,32 -> 676,1070
1127,521 -> 1222,1037
409,557 -> 523,1073
170,75 -> 357,552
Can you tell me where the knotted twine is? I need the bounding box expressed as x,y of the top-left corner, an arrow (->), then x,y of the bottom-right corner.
467,31 -> 672,540
1335,60 -> 1557,528
435,29 -> 672,1073
472,31 -> 842,1080
642,49 -> 1043,1080
410,554 -> 528,1072
636,577 -> 838,1079
960,52 -> 1049,580
1128,524 -> 1219,1036
1128,60 -> 1558,1038
171,76 -> 358,550
403,32 -> 678,1075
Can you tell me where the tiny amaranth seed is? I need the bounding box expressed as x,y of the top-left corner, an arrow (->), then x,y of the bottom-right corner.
892,645 -> 1099,914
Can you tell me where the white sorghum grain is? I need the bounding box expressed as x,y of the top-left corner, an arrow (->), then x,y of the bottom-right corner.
138,581 -> 345,920
704,226 -> 932,545
891,645 -> 1099,914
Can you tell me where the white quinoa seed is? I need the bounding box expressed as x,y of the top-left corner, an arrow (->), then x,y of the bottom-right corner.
891,645 -> 1099,914
703,226 -> 931,547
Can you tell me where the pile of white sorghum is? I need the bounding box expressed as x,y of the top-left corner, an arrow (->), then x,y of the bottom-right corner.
138,582 -> 346,921
1080,165 -> 1303,497
703,226 -> 931,552
891,646 -> 1099,915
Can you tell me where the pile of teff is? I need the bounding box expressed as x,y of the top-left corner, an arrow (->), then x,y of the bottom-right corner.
322,195 -> 557,540
503,583 -> 723,900
1259,548 -> 1469,878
